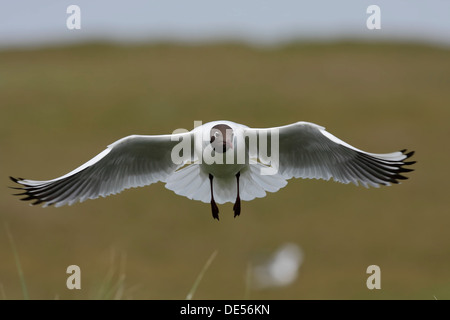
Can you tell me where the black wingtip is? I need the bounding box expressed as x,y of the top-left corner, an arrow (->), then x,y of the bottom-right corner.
405,151 -> 415,158
20,195 -> 35,202
9,176 -> 38,205
9,176 -> 27,184
9,176 -> 24,190
13,192 -> 27,196
400,150 -> 416,165
32,199 -> 45,205
9,176 -> 19,183
392,149 -> 415,184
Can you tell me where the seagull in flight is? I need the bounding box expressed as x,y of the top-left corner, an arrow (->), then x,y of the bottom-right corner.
10,121 -> 415,220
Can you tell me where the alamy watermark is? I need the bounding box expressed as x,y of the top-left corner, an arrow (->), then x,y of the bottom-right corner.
66,265 -> 81,289
170,121 -> 280,175
367,5 -> 381,30
366,265 -> 381,289
66,5 -> 381,32
66,5 -> 81,30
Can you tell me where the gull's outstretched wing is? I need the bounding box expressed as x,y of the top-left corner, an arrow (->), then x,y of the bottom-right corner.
11,133 -> 194,207
245,122 -> 415,187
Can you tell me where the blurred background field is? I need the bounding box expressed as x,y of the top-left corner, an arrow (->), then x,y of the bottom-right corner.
0,41 -> 449,299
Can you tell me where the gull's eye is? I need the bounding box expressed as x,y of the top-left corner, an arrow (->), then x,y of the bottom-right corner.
214,131 -> 220,138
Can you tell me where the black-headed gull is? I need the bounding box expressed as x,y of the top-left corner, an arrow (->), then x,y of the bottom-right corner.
11,121 -> 415,220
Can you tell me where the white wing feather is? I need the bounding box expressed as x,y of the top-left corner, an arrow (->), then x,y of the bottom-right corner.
12,133 -> 194,207
12,121 -> 415,208
245,122 -> 415,188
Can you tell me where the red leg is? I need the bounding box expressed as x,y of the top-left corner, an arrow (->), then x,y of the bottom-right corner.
209,174 -> 219,220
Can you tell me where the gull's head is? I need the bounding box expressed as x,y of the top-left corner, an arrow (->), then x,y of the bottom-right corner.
210,124 -> 233,153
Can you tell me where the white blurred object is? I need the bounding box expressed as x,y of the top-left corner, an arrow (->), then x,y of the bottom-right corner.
252,243 -> 303,289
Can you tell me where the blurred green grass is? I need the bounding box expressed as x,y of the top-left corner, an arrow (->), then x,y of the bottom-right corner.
0,42 -> 449,299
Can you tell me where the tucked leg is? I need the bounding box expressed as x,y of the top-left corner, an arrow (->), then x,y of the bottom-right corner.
233,172 -> 241,218
209,174 -> 219,220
